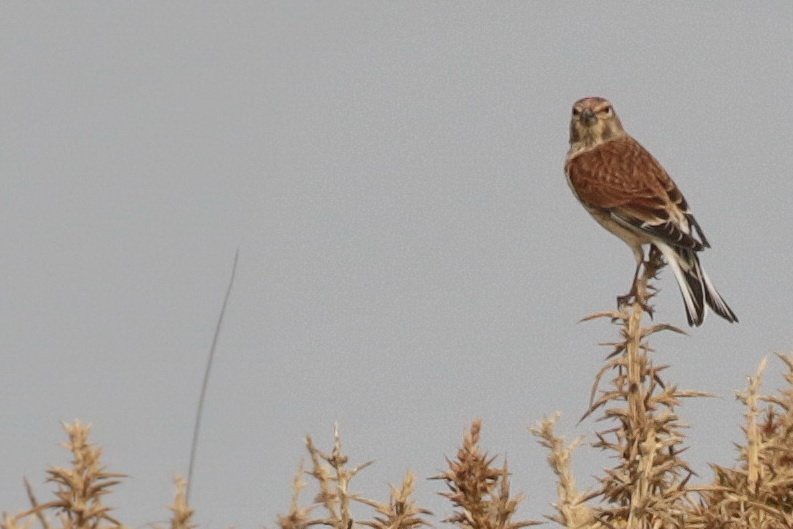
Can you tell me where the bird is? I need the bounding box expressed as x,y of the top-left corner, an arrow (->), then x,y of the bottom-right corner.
564,96 -> 737,326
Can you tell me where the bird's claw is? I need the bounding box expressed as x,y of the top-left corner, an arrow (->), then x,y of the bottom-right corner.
616,293 -> 633,308
616,292 -> 654,317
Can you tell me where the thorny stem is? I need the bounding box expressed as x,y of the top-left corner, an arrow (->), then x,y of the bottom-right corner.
331,424 -> 352,529
625,250 -> 663,527
577,248 -> 700,529
741,358 -> 766,496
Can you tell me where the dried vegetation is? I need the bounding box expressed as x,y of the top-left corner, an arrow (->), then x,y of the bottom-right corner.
4,255 -> 792,528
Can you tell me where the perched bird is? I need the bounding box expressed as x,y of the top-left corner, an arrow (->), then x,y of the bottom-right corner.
564,96 -> 737,326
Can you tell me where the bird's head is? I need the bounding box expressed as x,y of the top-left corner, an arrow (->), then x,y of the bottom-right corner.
569,97 -> 625,149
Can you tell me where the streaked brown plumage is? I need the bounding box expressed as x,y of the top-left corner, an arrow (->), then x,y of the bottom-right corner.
564,97 -> 737,326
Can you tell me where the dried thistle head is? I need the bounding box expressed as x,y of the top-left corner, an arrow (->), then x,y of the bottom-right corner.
357,473 -> 431,529
276,462 -> 313,529
434,420 -> 538,529
168,477 -> 194,529
15,421 -> 126,529
531,414 -> 596,529
276,425 -> 430,529
303,425 -> 373,529
699,354 -> 793,528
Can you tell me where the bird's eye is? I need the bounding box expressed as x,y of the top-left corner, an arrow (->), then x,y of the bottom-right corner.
602,106 -> 612,115
572,108 -> 580,115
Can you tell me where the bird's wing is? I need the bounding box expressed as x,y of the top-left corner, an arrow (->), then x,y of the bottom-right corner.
565,135 -> 709,251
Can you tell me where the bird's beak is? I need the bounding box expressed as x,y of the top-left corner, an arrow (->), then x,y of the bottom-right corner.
580,109 -> 596,125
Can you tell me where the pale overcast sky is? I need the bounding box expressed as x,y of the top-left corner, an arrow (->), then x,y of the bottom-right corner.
2,3 -> 792,528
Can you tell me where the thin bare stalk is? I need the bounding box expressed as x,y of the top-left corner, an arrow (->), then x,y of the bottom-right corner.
186,248 -> 240,502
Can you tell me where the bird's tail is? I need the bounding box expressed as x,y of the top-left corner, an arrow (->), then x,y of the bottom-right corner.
655,243 -> 738,326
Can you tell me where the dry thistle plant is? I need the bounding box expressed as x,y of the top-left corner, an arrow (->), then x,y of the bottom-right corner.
583,250 -> 707,528
276,425 -> 430,529
536,249 -> 709,529
694,354 -> 793,529
530,414 -> 597,529
9,260 -> 793,529
356,473 -> 431,529
277,462 -> 313,529
5,421 -> 126,529
4,424 -> 194,529
167,477 -> 195,529
434,420 -> 539,529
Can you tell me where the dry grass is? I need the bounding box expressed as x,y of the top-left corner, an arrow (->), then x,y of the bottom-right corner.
5,255 -> 793,529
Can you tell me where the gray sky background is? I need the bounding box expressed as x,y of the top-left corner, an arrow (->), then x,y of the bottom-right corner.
2,2 -> 793,527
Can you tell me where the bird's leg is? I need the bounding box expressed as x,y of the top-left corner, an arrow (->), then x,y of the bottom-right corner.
616,258 -> 643,308
616,246 -> 654,316
637,246 -> 665,318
